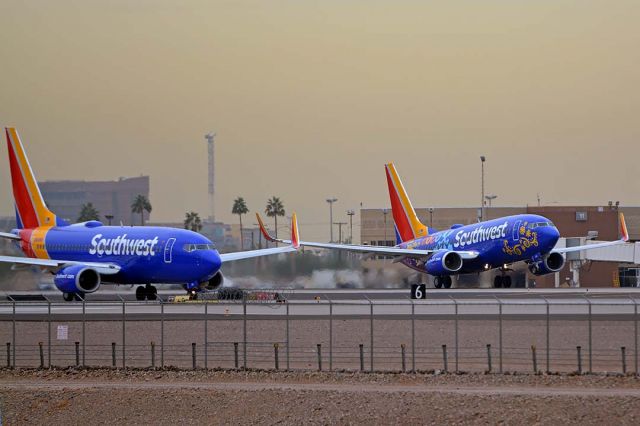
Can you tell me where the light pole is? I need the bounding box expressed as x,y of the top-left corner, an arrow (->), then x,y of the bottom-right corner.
382,209 -> 389,246
347,210 -> 355,244
326,198 -> 338,242
105,214 -> 114,226
480,156 -> 486,221
428,208 -> 434,229
334,222 -> 347,243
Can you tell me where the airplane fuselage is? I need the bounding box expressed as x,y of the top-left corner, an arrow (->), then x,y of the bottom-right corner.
397,214 -> 560,275
13,223 -> 222,285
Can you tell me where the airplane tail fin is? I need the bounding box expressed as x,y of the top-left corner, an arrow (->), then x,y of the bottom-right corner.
385,163 -> 428,243
620,212 -> 629,242
5,128 -> 66,229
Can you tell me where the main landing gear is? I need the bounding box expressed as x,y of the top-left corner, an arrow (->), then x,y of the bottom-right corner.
434,276 -> 452,289
136,284 -> 158,301
62,292 -> 84,302
493,270 -> 512,289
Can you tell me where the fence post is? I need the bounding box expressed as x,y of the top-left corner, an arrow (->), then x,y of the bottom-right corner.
47,300 -> 51,367
359,344 -> 364,372
496,297 -> 503,373
12,299 -> 16,369
401,344 -> 406,372
587,298 -> 592,373
328,299 -> 333,372
75,342 -> 80,367
411,299 -> 416,373
368,298 -> 374,372
243,296 -> 247,369
286,301 -> 290,371
486,344 -> 492,373
622,346 -> 627,375
317,344 -> 322,371
543,296 -> 550,373
39,342 -> 44,368
442,344 -> 448,373
531,345 -> 538,374
82,298 -> 86,367
634,299 -> 638,376
577,346 -> 582,374
450,297 -> 458,372
112,342 -> 116,368
6,342 -> 10,368
160,299 -> 164,368
204,302 -> 208,370
151,342 -> 156,368
274,343 -> 279,370
234,342 -> 239,369
192,343 -> 196,369
121,298 -> 126,369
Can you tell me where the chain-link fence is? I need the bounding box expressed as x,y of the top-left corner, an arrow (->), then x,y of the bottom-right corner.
0,293 -> 638,374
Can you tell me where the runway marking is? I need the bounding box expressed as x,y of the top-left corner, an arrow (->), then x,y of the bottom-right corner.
2,381 -> 640,397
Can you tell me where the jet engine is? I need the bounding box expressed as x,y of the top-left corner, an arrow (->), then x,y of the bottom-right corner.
54,265 -> 101,294
528,252 -> 566,276
202,271 -> 224,290
425,250 -> 463,276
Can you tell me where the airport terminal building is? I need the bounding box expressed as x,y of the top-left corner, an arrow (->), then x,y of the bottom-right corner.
360,205 -> 640,288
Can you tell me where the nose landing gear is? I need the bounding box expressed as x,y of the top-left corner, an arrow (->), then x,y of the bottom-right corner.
493,267 -> 513,288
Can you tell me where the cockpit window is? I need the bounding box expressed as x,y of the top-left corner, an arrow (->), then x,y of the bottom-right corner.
183,243 -> 216,252
530,222 -> 555,229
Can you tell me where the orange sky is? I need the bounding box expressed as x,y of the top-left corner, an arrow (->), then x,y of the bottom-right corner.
1,1 -> 639,240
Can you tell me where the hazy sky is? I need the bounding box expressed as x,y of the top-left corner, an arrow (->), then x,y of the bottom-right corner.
1,1 -> 639,240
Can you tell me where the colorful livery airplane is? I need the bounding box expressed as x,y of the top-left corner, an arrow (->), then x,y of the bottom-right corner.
258,163 -> 629,288
0,127 -> 299,301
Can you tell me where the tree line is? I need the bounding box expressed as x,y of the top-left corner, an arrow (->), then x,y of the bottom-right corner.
77,195 -> 287,250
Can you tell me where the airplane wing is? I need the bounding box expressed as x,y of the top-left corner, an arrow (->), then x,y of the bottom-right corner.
220,246 -> 298,262
255,213 -> 479,260
220,213 -> 300,262
0,232 -> 20,241
553,212 -> 630,254
0,255 -> 121,275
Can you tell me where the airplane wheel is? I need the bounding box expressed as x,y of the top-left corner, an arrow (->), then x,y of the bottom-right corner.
443,276 -> 452,289
503,276 -> 512,289
63,292 -> 74,302
493,276 -> 503,288
135,286 -> 146,301
434,277 -> 443,289
147,285 -> 157,301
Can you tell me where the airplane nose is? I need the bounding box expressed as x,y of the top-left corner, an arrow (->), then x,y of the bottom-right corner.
200,250 -> 222,273
542,227 -> 560,250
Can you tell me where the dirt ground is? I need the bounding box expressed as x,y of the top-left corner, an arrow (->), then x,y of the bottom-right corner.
1,368 -> 639,425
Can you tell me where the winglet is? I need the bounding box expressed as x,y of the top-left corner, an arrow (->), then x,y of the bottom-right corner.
256,213 -> 278,243
291,212 -> 300,249
620,212 -> 629,242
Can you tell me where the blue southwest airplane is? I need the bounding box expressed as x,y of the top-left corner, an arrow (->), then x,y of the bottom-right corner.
0,128 -> 299,301
258,163 -> 629,289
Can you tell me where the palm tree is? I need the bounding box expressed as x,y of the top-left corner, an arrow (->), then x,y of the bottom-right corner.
131,195 -> 152,226
77,202 -> 100,222
232,197 -> 249,250
265,196 -> 285,246
184,211 -> 202,232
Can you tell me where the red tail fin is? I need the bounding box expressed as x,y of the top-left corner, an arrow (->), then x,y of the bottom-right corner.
6,128 -> 58,229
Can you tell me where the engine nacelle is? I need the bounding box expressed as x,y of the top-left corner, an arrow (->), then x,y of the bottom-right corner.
528,252 -> 566,276
201,271 -> 224,291
54,265 -> 101,294
425,251 -> 463,275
